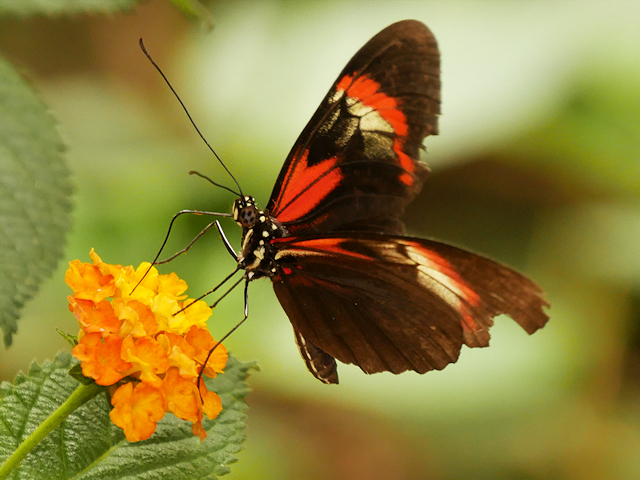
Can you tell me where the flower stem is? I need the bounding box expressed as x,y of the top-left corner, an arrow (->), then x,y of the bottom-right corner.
0,382 -> 104,479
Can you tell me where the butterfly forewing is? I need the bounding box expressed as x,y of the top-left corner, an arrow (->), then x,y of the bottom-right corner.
271,235 -> 549,383
266,20 -> 440,236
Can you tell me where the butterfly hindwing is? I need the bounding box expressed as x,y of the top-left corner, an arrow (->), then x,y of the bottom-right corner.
266,20 -> 440,236
271,234 -> 549,383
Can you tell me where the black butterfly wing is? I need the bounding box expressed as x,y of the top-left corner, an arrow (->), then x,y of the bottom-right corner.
266,20 -> 440,236
270,234 -> 549,384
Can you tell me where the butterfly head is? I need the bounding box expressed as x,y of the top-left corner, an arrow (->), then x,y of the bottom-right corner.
233,196 -> 259,228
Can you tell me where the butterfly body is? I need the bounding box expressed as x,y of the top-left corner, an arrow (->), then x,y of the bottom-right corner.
227,20 -> 548,384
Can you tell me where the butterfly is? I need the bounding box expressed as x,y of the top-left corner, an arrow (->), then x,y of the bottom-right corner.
214,19 -> 551,384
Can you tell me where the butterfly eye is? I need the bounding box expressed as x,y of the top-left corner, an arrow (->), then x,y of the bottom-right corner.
237,205 -> 258,228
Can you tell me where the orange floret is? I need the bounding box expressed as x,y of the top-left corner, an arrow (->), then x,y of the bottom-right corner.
162,367 -> 200,423
114,299 -> 158,338
186,326 -> 228,378
110,382 -> 167,442
65,259 -> 115,303
159,333 -> 199,379
68,298 -> 122,335
192,381 -> 223,441
121,335 -> 170,389
157,271 -> 188,300
72,333 -> 132,385
199,381 -> 223,420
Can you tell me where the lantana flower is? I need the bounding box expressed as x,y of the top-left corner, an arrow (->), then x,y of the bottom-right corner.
66,249 -> 227,442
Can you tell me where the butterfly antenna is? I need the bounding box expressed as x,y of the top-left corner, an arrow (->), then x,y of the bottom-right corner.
189,170 -> 240,197
139,38 -> 244,198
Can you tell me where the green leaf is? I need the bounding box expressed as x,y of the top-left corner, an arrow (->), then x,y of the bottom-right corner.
0,55 -> 73,346
0,0 -> 143,17
0,351 -> 255,479
68,363 -> 94,385
56,328 -> 78,347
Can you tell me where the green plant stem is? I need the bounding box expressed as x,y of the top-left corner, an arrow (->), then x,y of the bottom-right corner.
0,382 -> 104,479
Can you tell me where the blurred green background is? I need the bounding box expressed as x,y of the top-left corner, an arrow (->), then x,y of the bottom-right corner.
2,1 -> 640,478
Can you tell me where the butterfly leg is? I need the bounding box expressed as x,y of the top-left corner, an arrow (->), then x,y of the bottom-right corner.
213,220 -> 238,260
198,280 -> 250,391
153,210 -> 233,265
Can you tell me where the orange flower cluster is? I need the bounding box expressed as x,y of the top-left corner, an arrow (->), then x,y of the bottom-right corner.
66,249 -> 227,442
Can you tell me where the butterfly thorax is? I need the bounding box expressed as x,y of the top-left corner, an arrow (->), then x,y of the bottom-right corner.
233,196 -> 287,279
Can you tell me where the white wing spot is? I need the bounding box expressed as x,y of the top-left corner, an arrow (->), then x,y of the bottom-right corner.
329,90 -> 344,104
348,101 -> 373,117
360,110 -> 394,133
